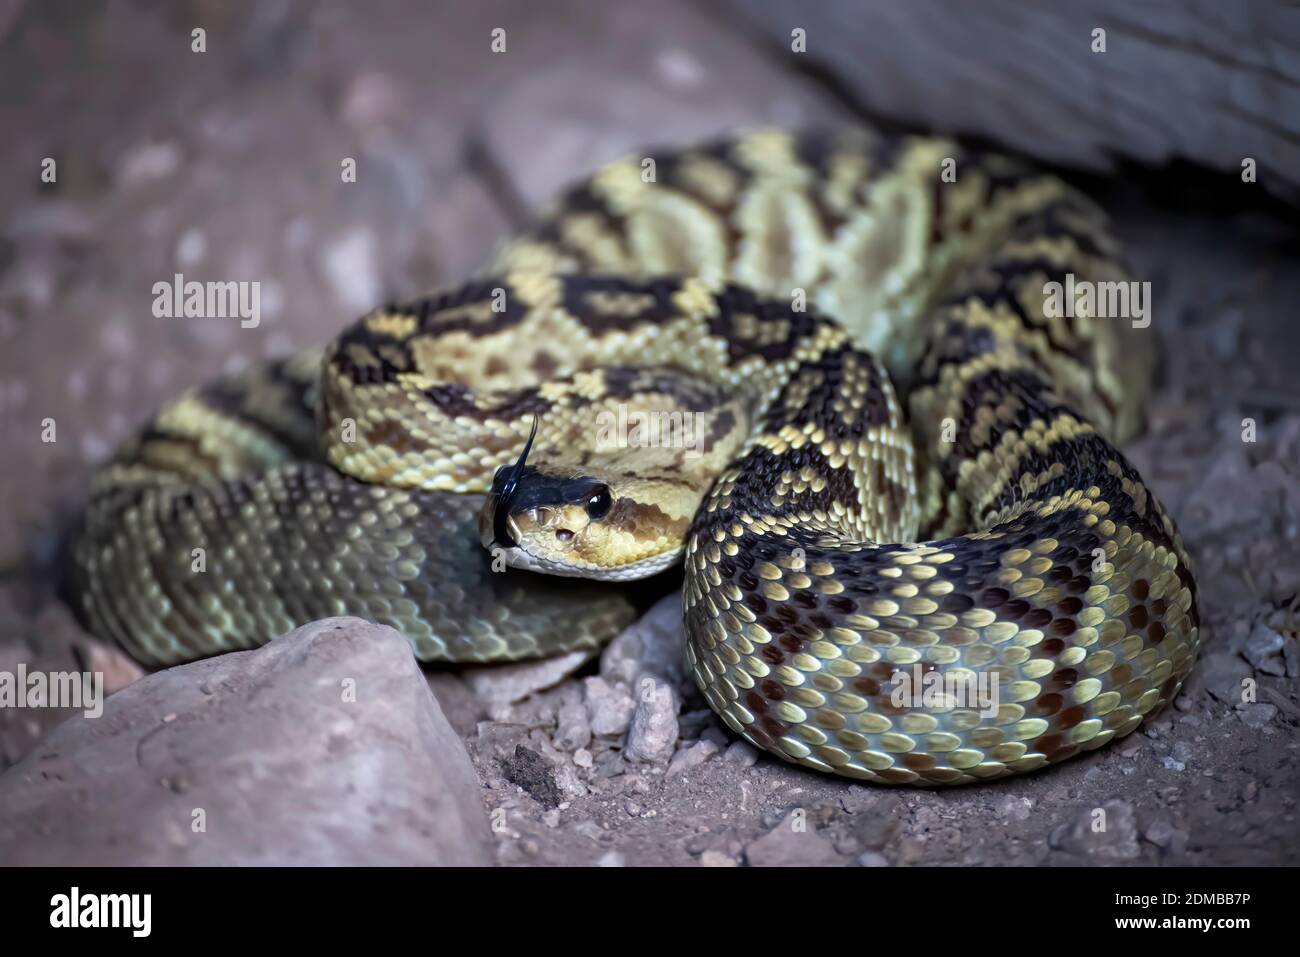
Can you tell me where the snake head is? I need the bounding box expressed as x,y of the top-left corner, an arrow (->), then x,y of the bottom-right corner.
479,423 -> 689,581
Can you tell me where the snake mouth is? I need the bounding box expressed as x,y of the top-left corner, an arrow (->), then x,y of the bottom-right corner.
490,535 -> 684,581
495,541 -> 599,577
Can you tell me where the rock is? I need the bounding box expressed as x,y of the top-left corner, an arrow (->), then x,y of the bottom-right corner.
500,745 -> 563,810
0,618 -> 491,865
595,751 -> 628,780
1143,817 -> 1188,854
678,707 -> 718,740
1181,449 -> 1298,540
554,762 -> 589,801
896,837 -> 928,866
554,701 -> 592,752
856,850 -> 890,867
423,670 -> 485,737
1237,702 -> 1277,729
1189,649 -> 1253,705
463,647 -> 598,713
851,795 -> 905,851
624,676 -> 679,764
700,849 -> 738,867
573,819 -> 605,842
600,592 -> 687,690
685,831 -> 714,854
745,812 -> 844,867
1243,624 -> 1286,676
667,739 -> 719,778
1285,638 -> 1300,679
583,675 -> 635,736
1145,717 -> 1173,739
1049,801 -> 1141,861
1161,739 -> 1195,771
994,795 -> 1034,822
724,740 -> 760,767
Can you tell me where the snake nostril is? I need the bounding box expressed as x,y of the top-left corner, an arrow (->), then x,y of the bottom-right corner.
556,529 -> 574,542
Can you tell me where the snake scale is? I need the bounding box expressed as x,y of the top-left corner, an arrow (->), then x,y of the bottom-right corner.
72,129 -> 1201,785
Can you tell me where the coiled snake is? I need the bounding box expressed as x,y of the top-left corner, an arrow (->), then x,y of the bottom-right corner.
73,130 -> 1201,785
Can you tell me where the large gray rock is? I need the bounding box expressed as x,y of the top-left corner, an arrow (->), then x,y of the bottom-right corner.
600,591 -> 688,692
727,0 -> 1300,204
0,617 -> 492,865
462,647 -> 599,714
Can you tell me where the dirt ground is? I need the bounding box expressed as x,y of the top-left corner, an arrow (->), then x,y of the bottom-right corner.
1,1 -> 1297,865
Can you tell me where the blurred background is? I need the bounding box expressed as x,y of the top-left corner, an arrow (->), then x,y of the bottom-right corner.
0,0 -> 1297,865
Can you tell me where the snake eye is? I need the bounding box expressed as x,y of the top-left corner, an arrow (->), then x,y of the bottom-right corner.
585,486 -> 613,521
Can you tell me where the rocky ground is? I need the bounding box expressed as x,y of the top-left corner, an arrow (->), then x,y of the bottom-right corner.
1,1 -> 1297,865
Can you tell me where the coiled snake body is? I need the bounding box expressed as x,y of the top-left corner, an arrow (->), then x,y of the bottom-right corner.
74,130 -> 1201,785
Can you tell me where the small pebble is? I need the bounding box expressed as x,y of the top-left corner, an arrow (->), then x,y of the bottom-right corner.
624,677 -> 679,764
573,820 -> 604,842
1237,702 -> 1277,729
667,739 -> 719,778
699,850 -> 737,867
994,795 -> 1033,822
553,701 -> 591,752
1243,625 -> 1286,676
583,676 -> 635,737
724,740 -> 759,767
